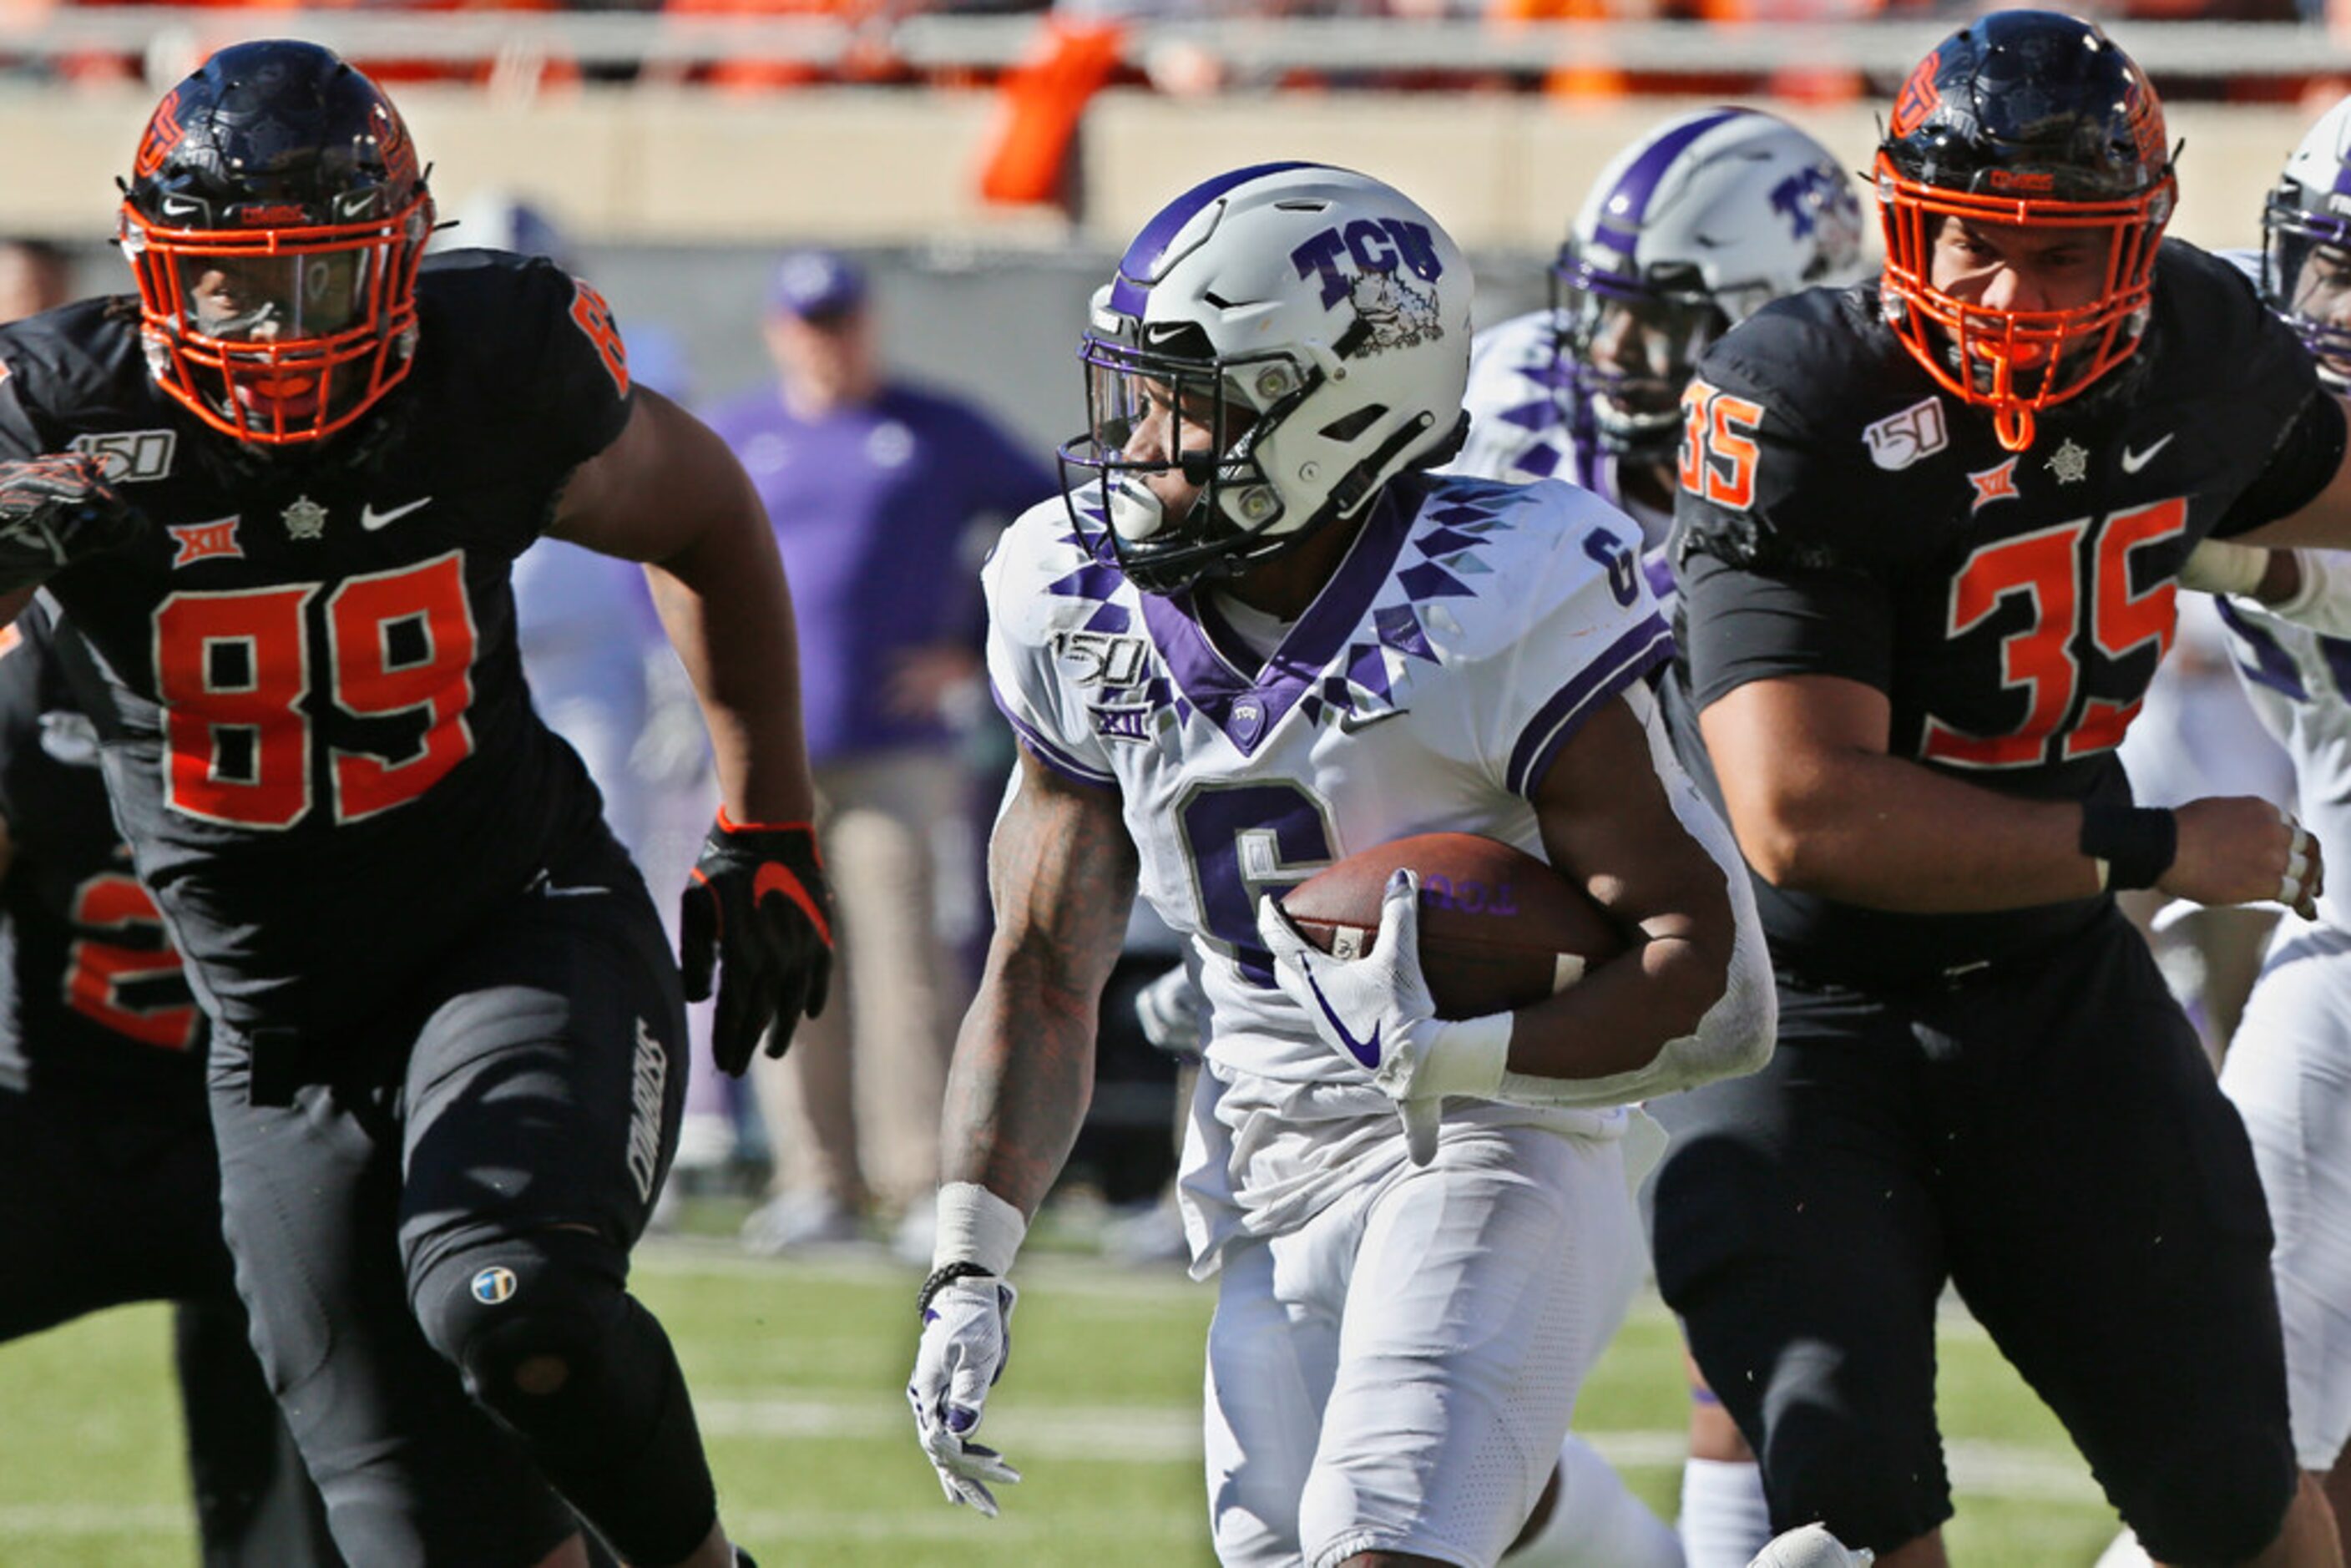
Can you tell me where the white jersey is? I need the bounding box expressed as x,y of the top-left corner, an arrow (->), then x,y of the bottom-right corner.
986,473 -> 1678,1272
1450,308 -> 1676,596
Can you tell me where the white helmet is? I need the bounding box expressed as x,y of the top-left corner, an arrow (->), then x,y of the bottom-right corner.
1556,107 -> 1868,462
1059,162 -> 1472,595
2264,94 -> 2351,382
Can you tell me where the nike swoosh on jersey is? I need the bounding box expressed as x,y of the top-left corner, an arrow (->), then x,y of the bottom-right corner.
360,496 -> 432,530
1302,964 -> 1381,1069
2119,433 -> 2174,474
1337,707 -> 1410,733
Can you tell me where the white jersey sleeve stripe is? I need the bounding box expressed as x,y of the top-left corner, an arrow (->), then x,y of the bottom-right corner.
1503,614 -> 1675,797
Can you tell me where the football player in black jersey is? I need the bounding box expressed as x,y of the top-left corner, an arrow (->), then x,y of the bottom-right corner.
0,607 -> 343,1568
1652,12 -> 2351,1568
0,40 -> 832,1568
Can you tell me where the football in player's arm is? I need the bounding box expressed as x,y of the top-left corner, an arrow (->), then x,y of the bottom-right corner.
1651,13 -> 2351,1566
908,162 -> 1771,1568
0,39 -> 829,1568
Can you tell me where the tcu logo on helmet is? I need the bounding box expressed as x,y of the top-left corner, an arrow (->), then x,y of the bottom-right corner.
1288,219 -> 1446,308
1769,165 -> 1864,255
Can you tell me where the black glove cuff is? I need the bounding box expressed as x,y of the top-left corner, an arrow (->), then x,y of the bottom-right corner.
2080,803 -> 2178,892
916,1262 -> 998,1318
713,808 -> 822,857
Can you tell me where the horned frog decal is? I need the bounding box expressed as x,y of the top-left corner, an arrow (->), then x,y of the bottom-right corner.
1347,269 -> 1443,353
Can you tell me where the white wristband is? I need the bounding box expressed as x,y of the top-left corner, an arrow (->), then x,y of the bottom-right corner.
1415,1011 -> 1513,1100
932,1181 -> 1029,1278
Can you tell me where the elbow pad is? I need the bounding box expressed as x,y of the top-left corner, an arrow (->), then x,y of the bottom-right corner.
1494,709 -> 1778,1110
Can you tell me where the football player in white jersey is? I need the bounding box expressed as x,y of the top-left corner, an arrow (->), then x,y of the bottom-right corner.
903,162 -> 1775,1568
1452,109 -> 1868,589
1451,107 -> 1866,1568
2148,95 -> 2351,1565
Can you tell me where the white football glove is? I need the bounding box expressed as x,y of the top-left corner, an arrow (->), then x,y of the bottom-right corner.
1256,868 -> 1511,1166
908,1275 -> 1022,1516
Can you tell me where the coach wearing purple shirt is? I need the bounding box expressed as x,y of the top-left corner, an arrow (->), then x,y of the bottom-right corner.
705,250 -> 1054,1257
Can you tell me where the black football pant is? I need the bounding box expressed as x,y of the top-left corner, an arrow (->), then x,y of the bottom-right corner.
209,837 -> 710,1568
1649,909 -> 2298,1564
0,1082 -> 341,1567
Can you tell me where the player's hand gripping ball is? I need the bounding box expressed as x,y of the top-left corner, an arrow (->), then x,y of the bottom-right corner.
0,453 -> 141,592
1258,869 -> 1464,1166
679,810 -> 835,1075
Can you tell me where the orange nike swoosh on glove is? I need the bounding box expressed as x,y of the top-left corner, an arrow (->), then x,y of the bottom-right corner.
754,862 -> 835,948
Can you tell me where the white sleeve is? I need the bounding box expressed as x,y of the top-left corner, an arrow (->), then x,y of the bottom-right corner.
983,504 -> 1120,791
1464,490 -> 1676,800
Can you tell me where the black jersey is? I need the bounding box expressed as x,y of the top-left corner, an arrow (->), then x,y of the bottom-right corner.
1669,240 -> 2348,984
0,605 -> 203,1097
0,251 -> 634,1034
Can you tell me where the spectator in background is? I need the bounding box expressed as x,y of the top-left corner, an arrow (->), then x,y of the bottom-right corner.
708,250 -> 1054,1259
0,240 -> 68,326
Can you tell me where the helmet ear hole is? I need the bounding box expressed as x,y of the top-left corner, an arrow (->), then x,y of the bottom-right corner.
1318,405 -> 1387,443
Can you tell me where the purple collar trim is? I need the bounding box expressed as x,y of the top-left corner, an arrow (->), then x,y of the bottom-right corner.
1139,486 -> 1418,755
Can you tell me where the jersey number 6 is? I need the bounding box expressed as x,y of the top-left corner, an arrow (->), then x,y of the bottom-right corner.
154,551 -> 478,828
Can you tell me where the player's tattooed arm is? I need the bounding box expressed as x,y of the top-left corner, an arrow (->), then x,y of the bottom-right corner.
940,744 -> 1138,1217
549,386 -> 814,824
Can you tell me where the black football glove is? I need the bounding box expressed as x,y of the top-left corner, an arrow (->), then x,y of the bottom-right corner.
0,453 -> 141,592
680,810 -> 835,1076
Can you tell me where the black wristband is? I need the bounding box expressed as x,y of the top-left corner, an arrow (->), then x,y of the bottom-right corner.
2080,803 -> 2178,891
916,1261 -> 996,1318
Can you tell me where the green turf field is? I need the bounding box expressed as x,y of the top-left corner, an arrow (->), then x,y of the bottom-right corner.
0,1237 -> 2126,1566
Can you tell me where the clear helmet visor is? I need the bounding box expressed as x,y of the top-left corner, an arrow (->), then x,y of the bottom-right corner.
1065,344 -> 1265,543
1057,333 -> 1292,594
174,249 -> 373,345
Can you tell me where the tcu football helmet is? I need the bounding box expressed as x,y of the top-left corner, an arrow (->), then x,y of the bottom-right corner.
2264,94 -> 2351,383
119,40 -> 436,445
1555,108 -> 1868,465
1059,163 -> 1471,595
1876,11 -> 2176,453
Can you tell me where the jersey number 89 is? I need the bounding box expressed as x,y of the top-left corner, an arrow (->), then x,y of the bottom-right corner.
154,551 -> 477,827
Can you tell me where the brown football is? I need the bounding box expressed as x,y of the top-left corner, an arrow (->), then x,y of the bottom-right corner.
1278,832 -> 1626,1020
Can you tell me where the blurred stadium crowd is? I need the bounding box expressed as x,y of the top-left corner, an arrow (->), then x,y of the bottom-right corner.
4,3 -> 2343,106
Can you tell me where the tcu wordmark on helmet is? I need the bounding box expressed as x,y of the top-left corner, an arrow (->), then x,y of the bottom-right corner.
1058,162 -> 1471,594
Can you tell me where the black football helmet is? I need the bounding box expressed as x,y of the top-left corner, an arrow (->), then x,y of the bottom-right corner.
119,40 -> 435,445
1875,11 -> 2175,453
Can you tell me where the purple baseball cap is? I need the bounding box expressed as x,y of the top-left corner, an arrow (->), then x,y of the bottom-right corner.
768,249 -> 867,321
